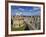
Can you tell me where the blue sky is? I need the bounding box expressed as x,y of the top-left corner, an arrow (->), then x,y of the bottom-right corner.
11,6 -> 41,16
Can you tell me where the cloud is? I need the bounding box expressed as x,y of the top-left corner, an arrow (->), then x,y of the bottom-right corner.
16,12 -> 22,16
33,7 -> 40,10
29,10 -> 32,12
18,8 -> 24,11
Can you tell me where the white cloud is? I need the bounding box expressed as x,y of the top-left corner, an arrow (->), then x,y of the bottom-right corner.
33,7 -> 40,10
16,12 -> 22,16
29,10 -> 32,11
19,8 -> 24,11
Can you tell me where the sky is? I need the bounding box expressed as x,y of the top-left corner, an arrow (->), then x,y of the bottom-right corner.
11,6 -> 41,16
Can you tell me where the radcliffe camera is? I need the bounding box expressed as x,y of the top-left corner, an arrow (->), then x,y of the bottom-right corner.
11,6 -> 40,31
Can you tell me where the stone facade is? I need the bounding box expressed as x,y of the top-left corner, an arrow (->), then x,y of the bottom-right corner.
11,16 -> 40,31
